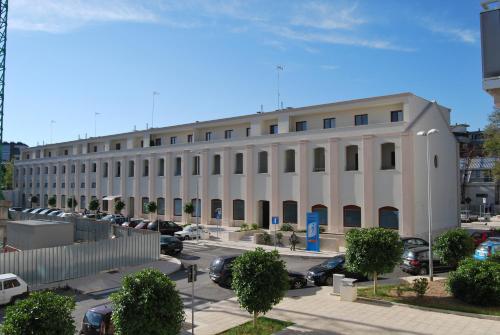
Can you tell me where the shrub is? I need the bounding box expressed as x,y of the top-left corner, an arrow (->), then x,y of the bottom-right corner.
231,248 -> 288,327
67,197 -> 77,209
110,268 -> 185,335
184,203 -> 194,215
434,228 -> 475,268
89,199 -> 100,212
447,258 -> 500,306
48,195 -> 57,208
251,223 -> 259,230
0,291 -> 75,335
346,228 -> 403,294
258,232 -> 272,245
114,200 -> 125,214
275,232 -> 283,244
412,278 -> 429,298
240,223 -> 249,231
491,253 -> 500,263
280,223 -> 294,232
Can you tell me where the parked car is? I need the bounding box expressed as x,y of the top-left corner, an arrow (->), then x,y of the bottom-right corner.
0,273 -> 29,305
79,304 -> 114,335
47,210 -> 63,216
470,229 -> 500,247
401,237 -> 428,250
160,235 -> 183,255
174,225 -> 205,240
21,208 -> 35,213
58,212 -> 76,218
209,255 -> 239,287
400,246 -> 454,275
8,207 -> 23,212
473,240 -> 500,261
147,220 -> 183,236
306,255 -> 366,286
134,220 -> 150,230
288,271 -> 307,289
39,208 -> 58,215
101,214 -> 126,225
122,219 -> 143,228
30,208 -> 45,214
460,210 -> 478,222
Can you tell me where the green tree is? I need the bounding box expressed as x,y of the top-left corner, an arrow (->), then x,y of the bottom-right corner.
48,195 -> 57,208
146,201 -> 157,222
114,200 -> 125,214
184,202 -> 194,216
345,228 -> 403,295
67,197 -> 77,210
89,199 -> 100,213
110,268 -> 184,335
0,291 -> 75,335
484,108 -> 500,180
1,160 -> 13,190
231,248 -> 288,327
434,228 -> 475,268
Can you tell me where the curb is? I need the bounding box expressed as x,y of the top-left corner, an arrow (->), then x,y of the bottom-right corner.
357,297 -> 500,321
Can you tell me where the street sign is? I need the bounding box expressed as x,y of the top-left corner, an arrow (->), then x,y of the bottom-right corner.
187,264 -> 198,283
306,212 -> 320,252
483,197 -> 487,204
272,216 -> 279,225
215,208 -> 222,220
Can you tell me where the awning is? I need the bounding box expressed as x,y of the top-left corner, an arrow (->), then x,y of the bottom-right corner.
102,195 -> 121,201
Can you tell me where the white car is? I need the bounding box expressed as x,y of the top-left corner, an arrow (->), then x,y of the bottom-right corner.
0,273 -> 28,305
174,226 -> 205,240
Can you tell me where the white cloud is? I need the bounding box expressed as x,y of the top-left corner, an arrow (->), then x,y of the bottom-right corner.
10,0 -> 159,33
422,18 -> 478,44
291,1 -> 365,30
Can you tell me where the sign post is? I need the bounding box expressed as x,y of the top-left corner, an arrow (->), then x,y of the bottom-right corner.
187,264 -> 198,334
271,216 -> 279,249
215,208 -> 222,238
306,212 -> 320,252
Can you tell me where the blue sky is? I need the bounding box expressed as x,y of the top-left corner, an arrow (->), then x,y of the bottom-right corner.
6,0 -> 491,146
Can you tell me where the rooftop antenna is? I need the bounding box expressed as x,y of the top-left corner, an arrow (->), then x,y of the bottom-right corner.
260,104 -> 263,113
152,91 -> 159,128
276,65 -> 284,111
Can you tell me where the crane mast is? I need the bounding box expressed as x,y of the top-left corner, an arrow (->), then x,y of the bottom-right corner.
0,0 -> 7,198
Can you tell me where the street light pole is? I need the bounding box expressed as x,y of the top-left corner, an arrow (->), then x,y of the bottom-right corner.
417,129 -> 439,282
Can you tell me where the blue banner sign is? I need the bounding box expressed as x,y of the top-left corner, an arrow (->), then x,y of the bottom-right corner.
306,212 -> 320,252
272,216 -> 279,225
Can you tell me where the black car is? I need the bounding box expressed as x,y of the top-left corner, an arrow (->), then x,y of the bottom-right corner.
209,255 -> 239,287
160,235 -> 183,255
400,246 -> 453,275
80,304 -> 114,335
288,271 -> 307,289
8,207 -> 23,212
306,255 -> 366,286
147,220 -> 183,236
401,237 -> 429,250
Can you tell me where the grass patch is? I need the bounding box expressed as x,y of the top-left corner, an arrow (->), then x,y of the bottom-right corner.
358,282 -> 500,317
216,317 -> 293,335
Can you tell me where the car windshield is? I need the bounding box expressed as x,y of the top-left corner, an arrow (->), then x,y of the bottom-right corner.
403,250 -> 415,258
321,257 -> 343,269
84,311 -> 103,327
102,215 -> 113,220
160,236 -> 175,243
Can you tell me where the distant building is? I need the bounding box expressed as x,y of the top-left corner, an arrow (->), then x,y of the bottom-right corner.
451,124 -> 485,158
460,157 -> 499,214
2,142 -> 29,162
480,2 -> 500,108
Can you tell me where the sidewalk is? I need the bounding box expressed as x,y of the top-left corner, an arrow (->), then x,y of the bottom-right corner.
35,255 -> 182,294
185,286 -> 500,335
187,239 -> 340,258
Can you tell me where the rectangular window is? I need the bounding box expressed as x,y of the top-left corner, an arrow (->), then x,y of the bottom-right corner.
313,148 -> 325,172
213,155 -> 221,175
92,163 -> 97,173
205,132 -> 212,141
44,167 -> 49,174
258,151 -> 268,173
53,166 -> 57,174
64,150 -> 68,156
323,118 -> 336,129
93,146 -> 97,152
81,182 -> 85,188
296,121 -> 307,132
246,127 -> 251,137
103,163 -> 108,178
270,124 -> 278,134
224,129 -> 233,139
354,114 -> 368,126
143,160 -> 149,177
187,134 -> 193,143
157,197 -> 165,215
71,165 -> 75,173
192,156 -> 200,175
128,161 -> 134,177
174,198 -> 182,216
142,197 -> 149,214
154,138 -> 162,146
235,153 -> 243,174
170,136 -> 177,145
175,157 -> 182,176
233,200 -> 245,221
62,166 -> 66,174
158,159 -> 165,176
115,143 -> 121,150
91,182 -> 96,189
116,162 -> 121,177
391,110 -> 403,122
81,164 -> 85,173
61,182 -> 65,189
285,150 -> 295,173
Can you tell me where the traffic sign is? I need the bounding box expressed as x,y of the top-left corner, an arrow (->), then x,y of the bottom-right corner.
187,264 -> 198,283
272,216 -> 279,225
215,208 -> 222,220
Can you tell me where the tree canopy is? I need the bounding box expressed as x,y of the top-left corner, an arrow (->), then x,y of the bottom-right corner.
114,200 -> 125,214
434,228 -> 475,268
89,199 -> 100,212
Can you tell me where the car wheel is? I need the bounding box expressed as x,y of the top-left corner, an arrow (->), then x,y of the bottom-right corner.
326,276 -> 333,286
293,280 -> 303,290
418,267 -> 428,275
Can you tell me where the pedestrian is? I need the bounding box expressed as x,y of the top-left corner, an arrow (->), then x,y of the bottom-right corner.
289,231 -> 298,251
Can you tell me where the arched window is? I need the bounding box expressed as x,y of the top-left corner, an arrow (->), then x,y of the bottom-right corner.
346,145 -> 359,171
312,204 -> 328,225
233,199 -> 245,220
381,143 -> 396,170
343,205 -> 361,227
258,151 -> 268,173
211,199 -> 222,218
283,200 -> 298,224
379,207 -> 399,230
313,148 -> 325,172
284,150 -> 295,173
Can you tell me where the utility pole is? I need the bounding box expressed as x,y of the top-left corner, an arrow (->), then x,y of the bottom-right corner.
276,65 -> 283,111
0,0 -> 8,200
152,91 -> 159,128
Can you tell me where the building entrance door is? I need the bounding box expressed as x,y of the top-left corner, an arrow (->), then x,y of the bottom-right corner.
258,200 -> 270,229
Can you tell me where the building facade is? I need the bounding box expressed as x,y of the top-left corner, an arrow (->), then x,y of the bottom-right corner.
460,157 -> 499,214
2,142 -> 28,162
14,93 -> 459,237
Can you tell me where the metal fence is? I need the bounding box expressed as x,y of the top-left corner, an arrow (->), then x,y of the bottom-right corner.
1,213 -> 160,286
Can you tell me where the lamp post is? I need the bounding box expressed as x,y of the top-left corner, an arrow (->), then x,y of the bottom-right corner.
417,128 -> 439,281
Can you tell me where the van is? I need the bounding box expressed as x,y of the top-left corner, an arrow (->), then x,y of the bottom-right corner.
0,273 -> 29,305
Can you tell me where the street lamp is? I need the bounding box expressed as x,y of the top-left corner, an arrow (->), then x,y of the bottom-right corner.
417,128 -> 439,281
